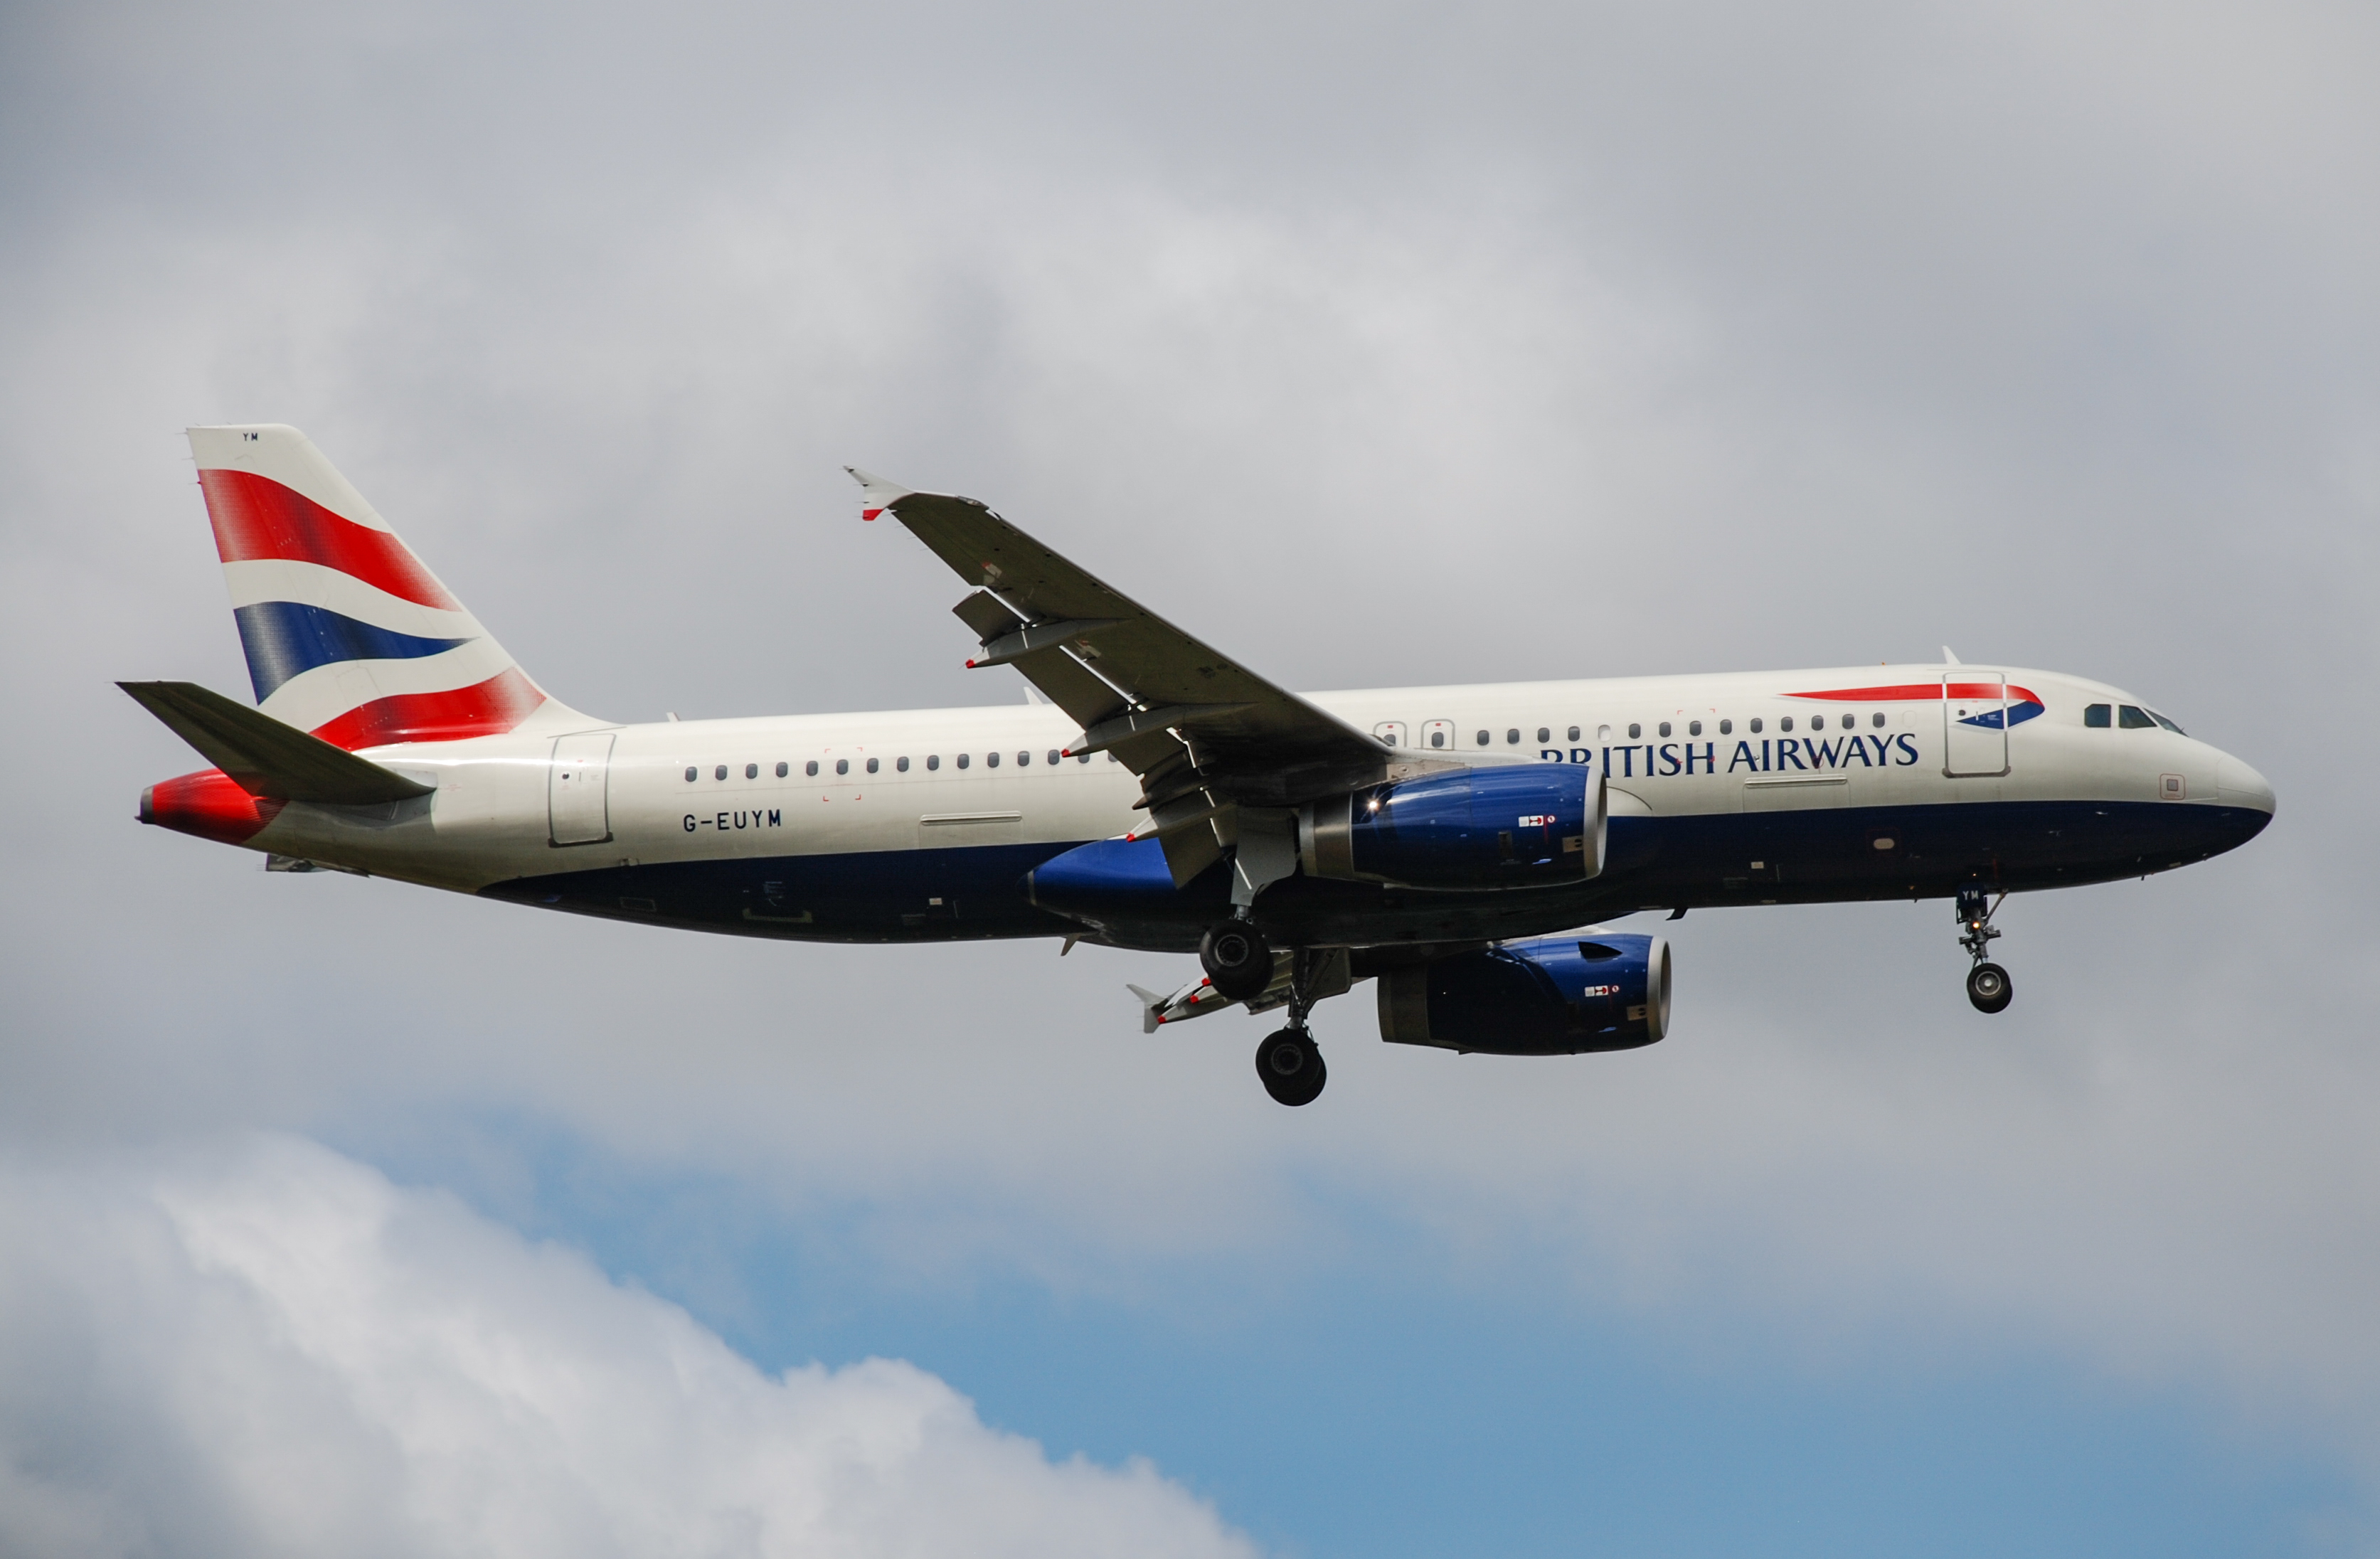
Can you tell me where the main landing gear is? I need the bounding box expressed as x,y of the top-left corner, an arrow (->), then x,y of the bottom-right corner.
1200,922 -> 1273,1003
1204,922 -> 1329,1106
1957,885 -> 2013,1014
1255,1027 -> 1327,1107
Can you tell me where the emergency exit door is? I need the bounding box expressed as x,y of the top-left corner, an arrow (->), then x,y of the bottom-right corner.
548,732 -> 616,845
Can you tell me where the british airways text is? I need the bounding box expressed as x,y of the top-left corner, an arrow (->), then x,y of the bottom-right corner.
1539,734 -> 1922,776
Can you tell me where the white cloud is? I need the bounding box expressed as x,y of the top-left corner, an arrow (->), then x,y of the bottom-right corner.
0,1136 -> 1255,1559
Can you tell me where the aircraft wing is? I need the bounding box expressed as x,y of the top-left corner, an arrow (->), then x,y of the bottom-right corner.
852,470 -> 1394,885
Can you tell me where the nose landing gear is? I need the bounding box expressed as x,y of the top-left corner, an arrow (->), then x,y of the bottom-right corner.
1957,885 -> 2013,1013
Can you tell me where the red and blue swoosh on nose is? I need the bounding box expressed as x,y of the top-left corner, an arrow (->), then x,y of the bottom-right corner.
1787,681 -> 2046,730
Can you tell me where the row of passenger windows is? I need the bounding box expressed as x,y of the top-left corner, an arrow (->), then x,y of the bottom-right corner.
1428,711 -> 1888,750
2084,703 -> 2184,733
684,750 -> 1101,782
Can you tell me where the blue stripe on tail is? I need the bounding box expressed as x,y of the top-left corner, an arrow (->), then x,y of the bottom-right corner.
233,600 -> 475,701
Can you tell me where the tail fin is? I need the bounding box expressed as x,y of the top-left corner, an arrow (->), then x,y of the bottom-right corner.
187,425 -> 574,749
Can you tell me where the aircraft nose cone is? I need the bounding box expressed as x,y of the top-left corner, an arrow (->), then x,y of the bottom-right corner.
2216,754 -> 2275,816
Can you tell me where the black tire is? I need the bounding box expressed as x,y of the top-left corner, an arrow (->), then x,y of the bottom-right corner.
1967,962 -> 2013,1014
1255,1028 -> 1327,1107
1201,923 -> 1274,1002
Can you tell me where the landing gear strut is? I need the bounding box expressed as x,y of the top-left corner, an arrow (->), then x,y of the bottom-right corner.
1253,949 -> 1329,1107
1956,885 -> 2013,1013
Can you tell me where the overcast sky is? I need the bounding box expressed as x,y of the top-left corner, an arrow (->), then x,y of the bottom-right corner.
4,1 -> 2379,1553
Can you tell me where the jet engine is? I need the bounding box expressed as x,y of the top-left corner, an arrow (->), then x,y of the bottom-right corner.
1376,932 -> 1670,1055
1299,765 -> 1605,890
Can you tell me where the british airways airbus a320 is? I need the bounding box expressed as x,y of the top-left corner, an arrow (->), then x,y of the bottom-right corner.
126,426 -> 2275,1105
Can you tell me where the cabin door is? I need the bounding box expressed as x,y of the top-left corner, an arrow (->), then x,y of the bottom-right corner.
549,732 -> 616,845
1941,674 -> 2011,777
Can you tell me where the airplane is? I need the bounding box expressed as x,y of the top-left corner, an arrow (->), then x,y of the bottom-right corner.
124,425 -> 2276,1106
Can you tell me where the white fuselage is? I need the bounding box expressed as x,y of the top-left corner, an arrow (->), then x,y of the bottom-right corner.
240,663 -> 2270,910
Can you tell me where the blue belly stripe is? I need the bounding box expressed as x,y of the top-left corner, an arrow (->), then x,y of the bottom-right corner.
233,600 -> 476,701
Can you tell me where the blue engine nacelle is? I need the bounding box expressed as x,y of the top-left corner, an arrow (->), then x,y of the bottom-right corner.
1376,932 -> 1672,1055
1300,765 -> 1605,890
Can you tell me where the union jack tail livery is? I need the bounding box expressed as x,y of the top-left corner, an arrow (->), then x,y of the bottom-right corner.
188,424 -> 573,750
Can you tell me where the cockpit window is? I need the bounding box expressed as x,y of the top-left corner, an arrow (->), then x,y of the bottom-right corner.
2150,711 -> 2185,735
2083,703 -> 2110,728
2118,705 -> 2157,729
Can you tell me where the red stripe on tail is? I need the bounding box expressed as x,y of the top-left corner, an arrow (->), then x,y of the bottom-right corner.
308,666 -> 545,750
199,469 -> 461,611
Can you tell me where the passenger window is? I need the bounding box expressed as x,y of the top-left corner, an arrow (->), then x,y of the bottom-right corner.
1627,723 -> 1641,739
745,763 -> 758,780
835,759 -> 849,775
1506,728 -> 1519,745
2152,712 -> 2185,734
1016,750 -> 1030,766
684,767 -> 696,782
1749,717 -> 1763,734
1430,729 -> 1446,748
866,757 -> 880,774
775,762 -> 788,778
1475,730 -> 1489,746
1047,750 -> 1061,765
987,751 -> 1001,767
1078,752 -> 1090,763
957,754 -> 969,769
806,760 -> 819,777
1659,722 -> 1672,738
2083,703 -> 2111,728
1780,715 -> 1795,732
1568,725 -> 1581,742
2119,705 -> 2157,729
1536,726 -> 1549,743
1871,712 -> 1886,728
714,765 -> 728,781
897,756 -> 910,772
1688,720 -> 1702,736
927,755 -> 940,770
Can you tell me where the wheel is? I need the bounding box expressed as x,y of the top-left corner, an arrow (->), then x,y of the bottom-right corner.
1255,1028 -> 1327,1107
1201,923 -> 1274,1002
1966,962 -> 2013,1013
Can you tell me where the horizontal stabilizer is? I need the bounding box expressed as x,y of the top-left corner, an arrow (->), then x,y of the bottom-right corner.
119,681 -> 434,804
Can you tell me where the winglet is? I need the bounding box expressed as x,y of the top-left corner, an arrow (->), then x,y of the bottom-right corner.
1125,984 -> 1168,1034
845,467 -> 914,523
1942,645 -> 1962,665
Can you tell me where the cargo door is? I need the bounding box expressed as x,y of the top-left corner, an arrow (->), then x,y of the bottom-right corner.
548,732 -> 616,845
1942,674 -> 2010,777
